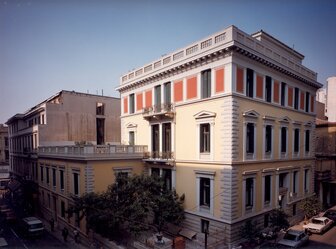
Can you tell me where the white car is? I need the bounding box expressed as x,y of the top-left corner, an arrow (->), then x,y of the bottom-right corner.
278,229 -> 309,248
302,217 -> 333,234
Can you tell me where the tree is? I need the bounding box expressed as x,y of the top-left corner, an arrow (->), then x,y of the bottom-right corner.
239,219 -> 260,242
269,208 -> 289,232
68,173 -> 184,240
300,196 -> 322,220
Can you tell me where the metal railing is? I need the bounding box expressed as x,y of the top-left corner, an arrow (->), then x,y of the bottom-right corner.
38,144 -> 148,158
143,103 -> 175,117
144,151 -> 174,160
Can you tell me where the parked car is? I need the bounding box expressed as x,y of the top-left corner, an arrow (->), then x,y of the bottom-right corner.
323,206 -> 336,223
21,217 -> 44,237
303,217 -> 333,234
277,229 -> 309,248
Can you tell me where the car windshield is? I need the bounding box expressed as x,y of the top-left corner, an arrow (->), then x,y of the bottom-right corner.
312,219 -> 324,225
30,223 -> 43,229
283,233 -> 297,241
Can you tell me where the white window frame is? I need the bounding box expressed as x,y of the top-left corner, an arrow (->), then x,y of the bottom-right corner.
195,170 -> 215,215
126,123 -> 137,145
303,167 -> 310,194
72,169 -> 80,196
262,172 -> 273,209
304,125 -> 312,158
292,121 -> 302,158
194,111 -> 216,161
279,118 -> 290,159
263,116 -> 275,160
243,110 -> 259,161
242,171 -> 257,215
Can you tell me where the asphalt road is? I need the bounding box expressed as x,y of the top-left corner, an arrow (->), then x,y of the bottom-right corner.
307,225 -> 336,249
1,225 -> 69,248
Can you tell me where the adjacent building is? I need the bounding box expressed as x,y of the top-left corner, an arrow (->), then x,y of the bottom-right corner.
117,25 -> 322,247
6,90 -> 137,234
0,124 -> 9,165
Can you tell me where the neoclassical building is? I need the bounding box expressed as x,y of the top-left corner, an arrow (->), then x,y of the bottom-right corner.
117,25 -> 322,247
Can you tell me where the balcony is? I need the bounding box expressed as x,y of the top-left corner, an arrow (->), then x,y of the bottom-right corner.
143,151 -> 175,164
38,144 -> 148,160
279,187 -> 288,196
315,170 -> 331,181
143,104 -> 175,121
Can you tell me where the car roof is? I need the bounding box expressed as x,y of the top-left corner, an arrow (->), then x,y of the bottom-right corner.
326,206 -> 336,211
287,229 -> 304,235
23,217 -> 43,224
312,217 -> 329,221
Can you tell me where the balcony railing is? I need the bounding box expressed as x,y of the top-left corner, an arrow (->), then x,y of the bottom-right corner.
315,170 -> 331,181
143,103 -> 175,120
279,187 -> 288,196
144,151 -> 174,161
38,144 -> 148,159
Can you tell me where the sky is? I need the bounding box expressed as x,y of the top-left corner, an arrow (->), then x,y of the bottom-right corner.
0,0 -> 336,124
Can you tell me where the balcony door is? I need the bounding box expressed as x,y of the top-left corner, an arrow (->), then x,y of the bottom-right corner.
155,85 -> 161,112
152,124 -> 160,158
162,123 -> 171,158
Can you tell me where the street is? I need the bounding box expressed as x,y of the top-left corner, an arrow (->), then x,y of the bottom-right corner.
0,225 -> 69,248
307,225 -> 336,248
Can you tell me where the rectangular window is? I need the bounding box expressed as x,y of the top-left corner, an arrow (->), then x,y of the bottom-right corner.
46,167 -> 49,185
246,178 -> 254,207
281,127 -> 287,153
60,170 -> 64,190
40,166 -> 44,182
61,201 -> 66,218
246,123 -> 254,154
294,87 -> 299,109
281,82 -> 286,106
52,168 -> 56,188
279,173 -> 286,188
96,102 -> 104,115
294,129 -> 300,153
264,175 -> 271,203
151,167 -> 160,177
293,204 -> 297,216
201,219 -> 210,234
201,69 -> 211,99
96,118 -> 105,145
152,124 -> 160,158
73,172 -> 79,195
129,94 -> 135,114
155,85 -> 161,112
305,130 -> 310,152
162,123 -> 172,156
162,169 -> 172,190
164,82 -> 171,105
304,169 -> 309,192
246,68 -> 254,98
129,131 -> 135,145
265,76 -> 272,102
200,124 -> 210,153
200,177 -> 210,207
293,171 -> 298,193
305,92 -> 310,112
265,125 -> 272,153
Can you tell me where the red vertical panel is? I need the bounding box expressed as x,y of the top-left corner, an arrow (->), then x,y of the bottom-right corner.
236,67 -> 244,93
215,68 -> 225,93
187,76 -> 197,99
174,81 -> 183,102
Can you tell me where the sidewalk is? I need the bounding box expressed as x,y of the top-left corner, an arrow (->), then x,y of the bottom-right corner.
40,217 -> 89,249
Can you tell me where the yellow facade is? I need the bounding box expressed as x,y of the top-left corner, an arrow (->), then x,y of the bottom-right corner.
117,26 -> 321,247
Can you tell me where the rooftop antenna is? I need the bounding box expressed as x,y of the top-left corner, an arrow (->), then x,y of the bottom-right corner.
102,89 -> 104,96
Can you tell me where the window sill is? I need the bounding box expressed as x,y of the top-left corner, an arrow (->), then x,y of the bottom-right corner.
200,205 -> 210,213
199,153 -> 211,160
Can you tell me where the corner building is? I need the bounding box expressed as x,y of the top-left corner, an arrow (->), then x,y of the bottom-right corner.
117,26 -> 322,247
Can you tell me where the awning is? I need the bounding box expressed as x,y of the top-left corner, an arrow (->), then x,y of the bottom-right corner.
179,228 -> 197,240
7,180 -> 21,192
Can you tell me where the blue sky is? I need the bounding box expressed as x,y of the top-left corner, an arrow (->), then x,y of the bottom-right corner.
0,0 -> 335,123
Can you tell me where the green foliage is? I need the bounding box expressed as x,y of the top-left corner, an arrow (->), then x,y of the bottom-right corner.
269,208 -> 290,232
239,219 -> 259,241
300,196 -> 322,219
68,173 -> 184,239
